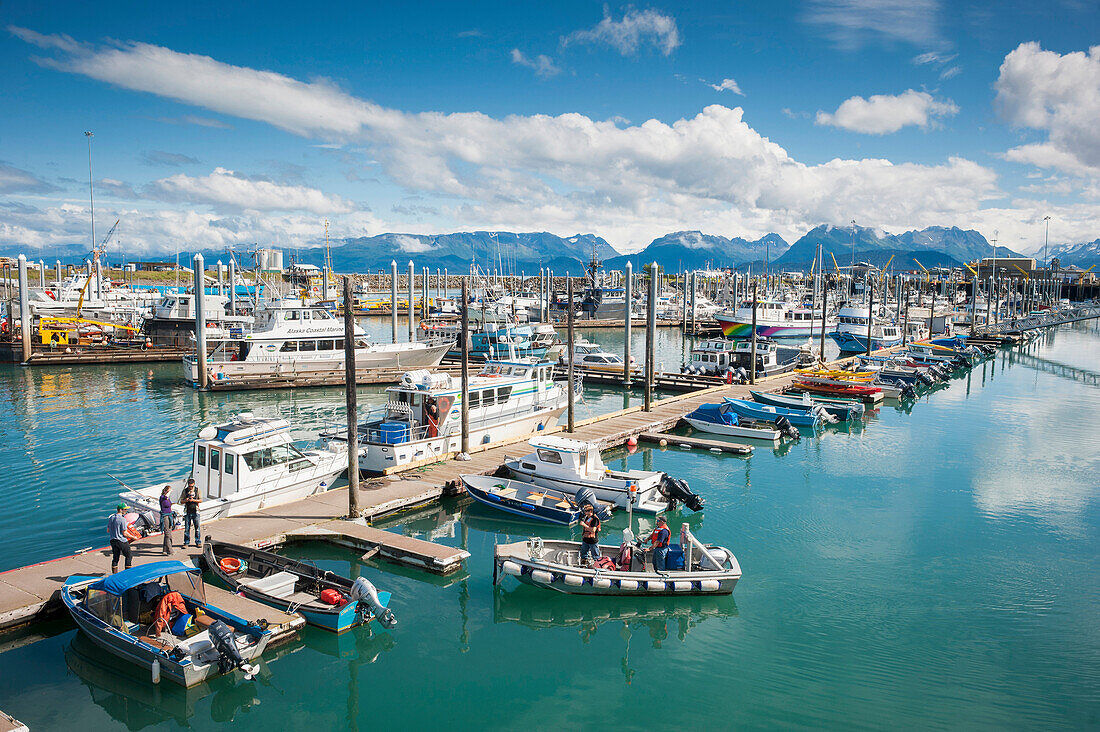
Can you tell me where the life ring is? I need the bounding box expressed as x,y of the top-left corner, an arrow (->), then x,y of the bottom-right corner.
219,557 -> 242,573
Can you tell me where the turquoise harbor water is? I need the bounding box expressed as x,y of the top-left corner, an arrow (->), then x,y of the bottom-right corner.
0,322 -> 1098,729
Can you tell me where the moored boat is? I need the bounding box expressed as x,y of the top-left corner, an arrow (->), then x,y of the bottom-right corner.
683,401 -> 791,442
749,389 -> 865,421
460,475 -> 612,525
721,397 -> 831,427
202,540 -> 396,633
61,561 -> 270,687
492,525 -> 740,596
119,414 -> 348,523
503,436 -> 704,513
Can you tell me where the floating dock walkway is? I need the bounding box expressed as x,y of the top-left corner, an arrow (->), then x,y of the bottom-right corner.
639,432 -> 754,454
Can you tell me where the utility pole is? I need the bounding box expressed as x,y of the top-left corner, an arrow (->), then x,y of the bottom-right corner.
750,280 -> 758,384
407,261 -> 414,340
460,278 -> 470,455
623,261 -> 632,387
390,260 -> 398,342
567,278 -> 575,432
645,263 -> 657,411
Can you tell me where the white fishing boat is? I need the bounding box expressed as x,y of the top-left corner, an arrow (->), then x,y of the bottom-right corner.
503,436 -> 704,513
829,305 -> 902,352
142,291 -> 251,346
492,525 -> 740,596
353,359 -> 570,473
182,297 -> 450,387
119,414 -> 347,523
559,337 -> 639,375
683,401 -> 785,443
714,299 -> 830,339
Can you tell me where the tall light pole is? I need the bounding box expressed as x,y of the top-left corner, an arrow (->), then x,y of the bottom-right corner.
85,131 -> 96,252
991,229 -> 998,323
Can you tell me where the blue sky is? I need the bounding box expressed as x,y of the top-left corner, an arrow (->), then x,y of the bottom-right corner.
1,0 -> 1098,258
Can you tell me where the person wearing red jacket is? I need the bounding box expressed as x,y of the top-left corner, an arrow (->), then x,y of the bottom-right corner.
644,516 -> 672,571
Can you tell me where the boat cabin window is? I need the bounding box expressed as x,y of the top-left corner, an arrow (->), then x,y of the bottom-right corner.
284,311 -> 300,321
196,445 -> 206,467
301,310 -> 312,320
209,449 -> 221,471
355,338 -> 368,348
468,391 -> 480,409
242,443 -> 308,471
166,571 -> 206,604
318,340 -> 335,351
224,454 -> 234,474
313,309 -> 330,320
536,448 -> 563,464
299,340 -> 316,352
512,367 -> 527,377
85,588 -> 123,629
280,341 -> 298,352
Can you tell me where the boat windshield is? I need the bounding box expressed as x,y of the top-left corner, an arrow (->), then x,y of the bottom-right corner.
242,443 -> 309,471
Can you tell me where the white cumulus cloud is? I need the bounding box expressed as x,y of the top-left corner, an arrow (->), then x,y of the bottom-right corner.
562,8 -> 681,57
816,89 -> 958,134
509,49 -> 560,78
6,26 -> 1017,253
994,42 -> 1100,174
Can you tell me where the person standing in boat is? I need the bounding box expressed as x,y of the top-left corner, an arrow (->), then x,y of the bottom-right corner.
643,516 -> 672,571
108,504 -> 132,574
425,397 -> 439,438
579,503 -> 601,566
159,486 -> 174,555
181,477 -> 201,548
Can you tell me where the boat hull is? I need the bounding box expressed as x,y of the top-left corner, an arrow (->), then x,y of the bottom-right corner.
494,540 -> 739,596
683,415 -> 780,443
714,315 -> 823,339
462,476 -> 580,525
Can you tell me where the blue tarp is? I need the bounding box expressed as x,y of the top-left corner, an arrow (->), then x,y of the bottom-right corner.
686,402 -> 737,426
95,560 -> 198,595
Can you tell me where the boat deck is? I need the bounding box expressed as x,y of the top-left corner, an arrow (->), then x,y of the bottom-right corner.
0,710 -> 27,732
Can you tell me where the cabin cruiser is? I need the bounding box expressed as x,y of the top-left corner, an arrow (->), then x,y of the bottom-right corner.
445,323 -> 549,361
725,339 -> 802,378
559,337 -> 638,374
829,306 -> 902,352
142,292 -> 251,346
503,436 -> 704,513
62,561 -> 270,687
183,298 -> 450,386
353,359 -> 570,473
714,300 -> 831,339
119,414 -> 348,522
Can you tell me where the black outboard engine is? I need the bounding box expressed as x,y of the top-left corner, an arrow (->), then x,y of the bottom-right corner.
734,366 -> 748,384
658,474 -> 704,512
208,620 -> 258,679
774,415 -> 800,441
919,372 -> 935,386
575,487 -> 613,521
901,383 -> 917,399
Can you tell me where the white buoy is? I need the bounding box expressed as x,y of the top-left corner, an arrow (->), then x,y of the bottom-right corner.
531,569 -> 553,584
151,658 -> 161,684
700,580 -> 721,591
710,447 -> 722,453
501,561 -> 521,576
618,579 -> 639,591
673,581 -> 692,592
658,438 -> 667,447
564,574 -> 583,587
646,580 -> 666,592
593,577 -> 612,589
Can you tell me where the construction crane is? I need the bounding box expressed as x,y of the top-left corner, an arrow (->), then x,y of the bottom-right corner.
878,254 -> 895,283
76,218 -> 120,317
1078,264 -> 1096,284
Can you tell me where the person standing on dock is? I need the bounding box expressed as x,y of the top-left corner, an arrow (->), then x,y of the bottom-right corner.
159,486 -> 174,555
579,504 -> 601,566
108,504 -> 132,574
181,478 -> 201,548
644,516 -> 672,571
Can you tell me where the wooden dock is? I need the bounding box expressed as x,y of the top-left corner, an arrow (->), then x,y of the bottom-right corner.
639,431 -> 754,454
0,340 -> 191,365
205,363 -> 464,390
556,366 -> 727,392
0,710 -> 27,732
281,522 -> 470,574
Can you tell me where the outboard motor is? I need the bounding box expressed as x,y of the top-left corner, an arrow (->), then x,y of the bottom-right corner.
900,383 -> 917,399
575,487 -> 613,521
774,415 -> 800,441
919,372 -> 935,386
733,366 -> 748,384
208,620 -> 258,679
658,474 -> 705,512
350,577 -> 397,629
